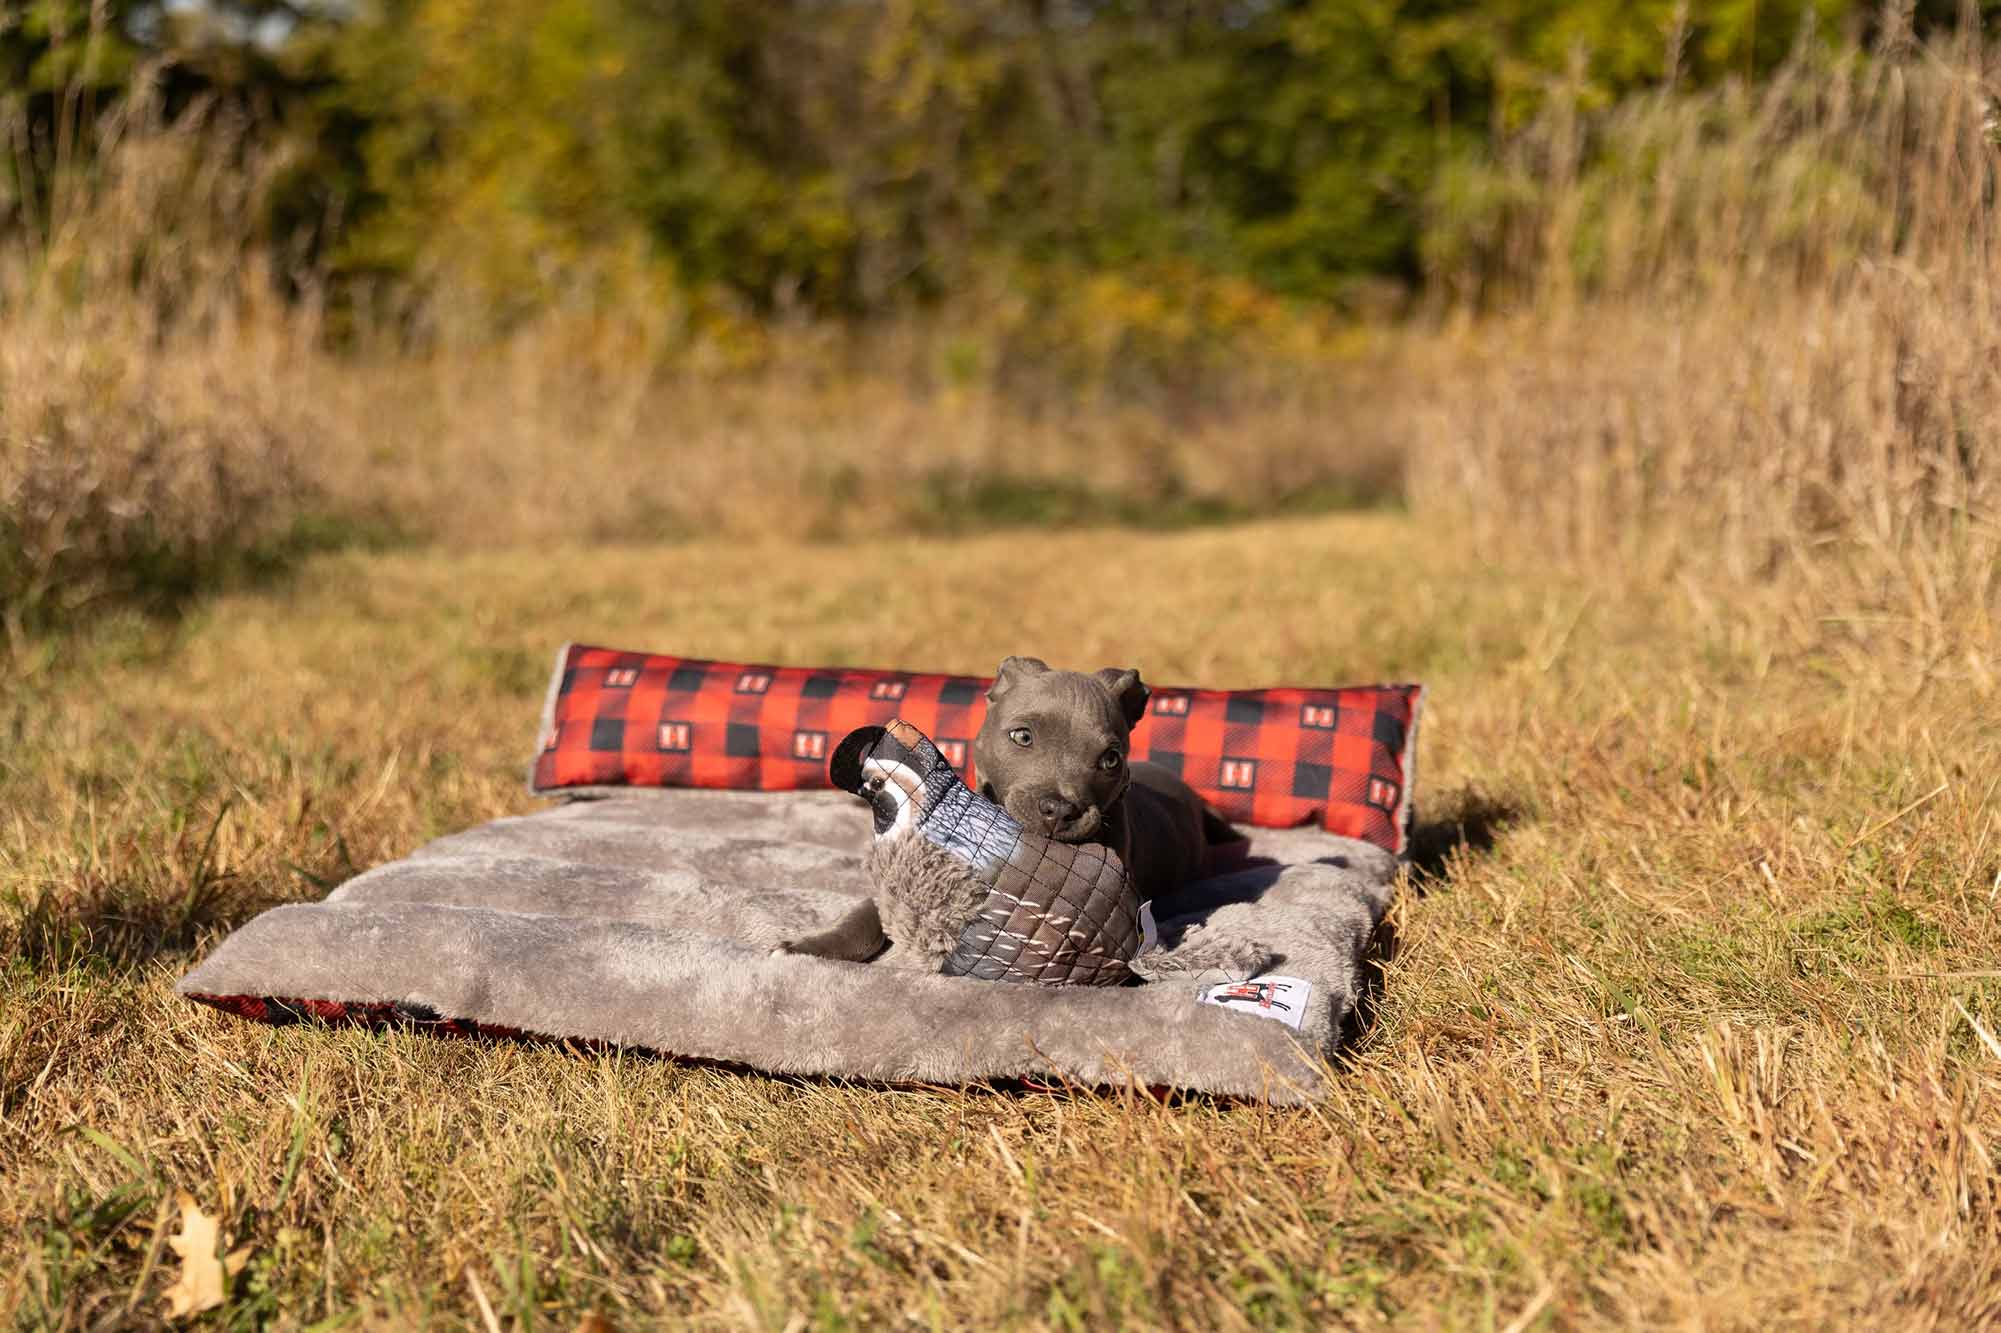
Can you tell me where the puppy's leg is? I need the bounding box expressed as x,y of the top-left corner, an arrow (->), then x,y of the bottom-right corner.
1201,807 -> 1244,848
1130,925 -> 1274,985
1122,769 -> 1216,912
777,898 -> 888,962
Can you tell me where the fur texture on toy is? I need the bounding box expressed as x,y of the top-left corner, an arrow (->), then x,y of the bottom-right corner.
829,718 -> 1145,985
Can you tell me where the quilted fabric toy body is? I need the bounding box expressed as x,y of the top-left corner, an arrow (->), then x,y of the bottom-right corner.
831,719 -> 1143,986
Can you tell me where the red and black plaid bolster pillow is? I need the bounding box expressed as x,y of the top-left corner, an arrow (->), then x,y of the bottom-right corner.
531,644 -> 1424,854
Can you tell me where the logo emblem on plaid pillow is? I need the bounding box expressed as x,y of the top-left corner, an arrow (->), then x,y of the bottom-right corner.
1301,703 -> 1337,729
1219,758 -> 1258,790
1153,694 -> 1190,716
936,738 -> 968,770
792,730 -> 828,761
1369,777 -> 1400,808
658,721 -> 693,752
604,666 -> 640,688
870,679 -> 909,702
736,671 -> 773,694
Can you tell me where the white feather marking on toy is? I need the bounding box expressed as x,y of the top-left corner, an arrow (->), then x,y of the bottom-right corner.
860,754 -> 926,837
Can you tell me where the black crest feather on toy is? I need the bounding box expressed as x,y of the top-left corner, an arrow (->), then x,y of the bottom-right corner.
826,724 -> 886,802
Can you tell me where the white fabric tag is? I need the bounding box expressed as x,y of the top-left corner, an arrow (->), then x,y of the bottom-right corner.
1198,975 -> 1311,1031
1137,900 -> 1158,956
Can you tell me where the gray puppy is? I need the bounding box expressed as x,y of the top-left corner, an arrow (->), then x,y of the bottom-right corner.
778,657 -> 1264,979
971,656 -> 1225,911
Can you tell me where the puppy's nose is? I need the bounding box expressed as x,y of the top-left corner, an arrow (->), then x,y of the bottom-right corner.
1037,794 -> 1080,827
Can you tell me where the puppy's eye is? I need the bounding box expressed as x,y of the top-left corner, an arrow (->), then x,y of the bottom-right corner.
1099,749 -> 1122,771
865,776 -> 885,794
1008,727 -> 1032,748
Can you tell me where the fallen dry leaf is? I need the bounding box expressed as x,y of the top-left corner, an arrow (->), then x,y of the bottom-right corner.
162,1193 -> 249,1319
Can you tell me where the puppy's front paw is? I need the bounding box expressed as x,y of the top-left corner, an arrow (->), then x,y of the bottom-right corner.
771,899 -> 888,962
1131,927 -> 1275,985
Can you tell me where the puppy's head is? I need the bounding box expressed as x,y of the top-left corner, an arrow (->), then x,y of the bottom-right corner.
971,656 -> 1149,842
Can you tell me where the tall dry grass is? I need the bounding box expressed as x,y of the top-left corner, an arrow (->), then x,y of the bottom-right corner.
299,315 -> 1403,550
0,79 -> 1401,647
0,89 -> 323,645
6,18 -> 1995,675
1407,18 -> 2001,674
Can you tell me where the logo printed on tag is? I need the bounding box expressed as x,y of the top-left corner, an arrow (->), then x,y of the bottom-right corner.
1198,975 -> 1311,1031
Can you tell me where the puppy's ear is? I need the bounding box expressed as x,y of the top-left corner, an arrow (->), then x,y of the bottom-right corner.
1094,667 -> 1150,731
987,655 -> 1050,701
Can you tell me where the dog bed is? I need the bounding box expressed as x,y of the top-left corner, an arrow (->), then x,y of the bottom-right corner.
176,652 -> 1422,1103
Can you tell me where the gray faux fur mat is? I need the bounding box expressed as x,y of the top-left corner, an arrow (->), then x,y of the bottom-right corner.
176,790 -> 1398,1103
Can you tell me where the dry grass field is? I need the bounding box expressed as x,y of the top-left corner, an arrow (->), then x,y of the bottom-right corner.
4,517 -> 1999,1329
4,20 -> 1999,1333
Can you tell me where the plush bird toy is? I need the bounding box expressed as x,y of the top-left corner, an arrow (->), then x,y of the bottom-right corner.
820,718 -> 1146,985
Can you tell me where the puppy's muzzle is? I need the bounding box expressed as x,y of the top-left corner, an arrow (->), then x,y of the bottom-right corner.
1044,803 -> 1104,842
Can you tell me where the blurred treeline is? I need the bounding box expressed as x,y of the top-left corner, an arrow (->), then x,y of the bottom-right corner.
6,0 -> 1988,331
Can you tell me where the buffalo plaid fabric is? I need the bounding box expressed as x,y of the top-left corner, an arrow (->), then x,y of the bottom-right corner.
530,644 -> 1424,854
184,993 -> 663,1059
186,993 -> 514,1038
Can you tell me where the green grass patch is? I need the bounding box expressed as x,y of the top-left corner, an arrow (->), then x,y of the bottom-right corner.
902,467 -> 1400,536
